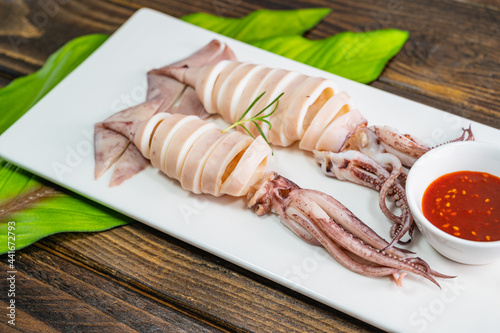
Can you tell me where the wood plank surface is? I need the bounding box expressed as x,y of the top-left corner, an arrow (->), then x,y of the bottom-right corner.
1,241 -> 224,332
0,0 -> 499,332
37,223 -> 380,332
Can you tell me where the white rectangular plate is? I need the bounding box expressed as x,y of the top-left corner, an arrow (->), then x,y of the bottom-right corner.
1,9 -> 499,332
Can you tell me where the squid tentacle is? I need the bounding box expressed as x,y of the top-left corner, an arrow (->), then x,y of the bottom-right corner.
247,173 -> 399,277
370,125 -> 430,166
294,200 -> 440,287
247,172 -> 445,287
274,199 -> 322,246
295,195 -> 439,285
431,124 -> 475,148
371,153 -> 413,249
286,203 -> 400,278
313,150 -> 413,248
311,191 -> 451,279
370,125 -> 475,168
96,41 -> 458,287
305,191 -> 413,255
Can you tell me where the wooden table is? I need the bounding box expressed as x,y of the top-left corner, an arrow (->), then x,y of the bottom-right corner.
0,1 -> 498,332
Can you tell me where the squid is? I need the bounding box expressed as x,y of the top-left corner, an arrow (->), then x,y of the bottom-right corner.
93,40 -> 456,287
159,51 -> 474,248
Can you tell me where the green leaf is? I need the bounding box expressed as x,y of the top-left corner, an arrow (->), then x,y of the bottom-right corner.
0,159 -> 130,253
0,34 -> 129,254
0,34 -> 108,135
251,29 -> 409,83
181,8 -> 331,43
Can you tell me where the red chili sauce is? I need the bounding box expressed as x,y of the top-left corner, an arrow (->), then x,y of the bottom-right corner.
422,171 -> 500,242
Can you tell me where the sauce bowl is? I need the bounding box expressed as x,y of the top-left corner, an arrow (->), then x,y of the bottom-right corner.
406,141 -> 500,265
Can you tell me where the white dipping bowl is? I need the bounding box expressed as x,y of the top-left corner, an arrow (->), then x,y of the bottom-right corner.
406,141 -> 500,265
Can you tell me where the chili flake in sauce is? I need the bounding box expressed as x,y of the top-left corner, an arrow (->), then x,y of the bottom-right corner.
422,171 -> 500,242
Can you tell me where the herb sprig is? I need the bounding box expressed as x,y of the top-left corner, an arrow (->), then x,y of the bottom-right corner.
222,91 -> 284,149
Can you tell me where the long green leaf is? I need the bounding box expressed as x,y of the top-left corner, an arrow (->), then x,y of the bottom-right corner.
251,29 -> 409,83
184,10 -> 408,84
181,8 -> 331,43
0,159 -> 130,253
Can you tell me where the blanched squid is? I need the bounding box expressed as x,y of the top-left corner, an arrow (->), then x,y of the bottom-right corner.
94,40 -> 458,286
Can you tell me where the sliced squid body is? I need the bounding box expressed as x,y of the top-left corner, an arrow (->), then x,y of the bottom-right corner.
165,60 -> 368,152
132,113 -> 272,197
220,135 -> 271,197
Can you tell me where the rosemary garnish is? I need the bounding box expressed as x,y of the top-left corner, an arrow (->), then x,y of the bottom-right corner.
222,91 -> 284,150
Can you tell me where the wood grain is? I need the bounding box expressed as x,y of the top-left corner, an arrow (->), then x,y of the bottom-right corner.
33,223 -> 382,332
1,244 -> 223,332
303,0 -> 500,128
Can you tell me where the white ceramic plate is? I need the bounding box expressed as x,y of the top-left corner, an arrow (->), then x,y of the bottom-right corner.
1,9 -> 499,332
